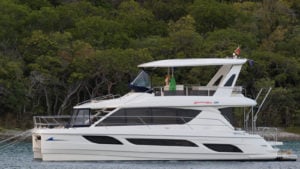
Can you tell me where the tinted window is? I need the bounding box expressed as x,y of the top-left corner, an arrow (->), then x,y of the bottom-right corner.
83,136 -> 122,145
213,75 -> 223,86
126,108 -> 152,124
151,108 -> 178,124
224,74 -> 236,87
129,70 -> 151,92
127,138 -> 198,147
204,144 -> 243,153
71,109 -> 91,127
97,108 -> 200,126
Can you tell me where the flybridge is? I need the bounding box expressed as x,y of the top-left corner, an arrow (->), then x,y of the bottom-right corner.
132,58 -> 247,97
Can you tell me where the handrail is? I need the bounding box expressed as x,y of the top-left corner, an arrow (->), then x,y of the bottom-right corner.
95,116 -> 232,130
33,115 -> 232,130
76,94 -> 121,106
34,115 -> 71,128
253,127 -> 278,143
244,87 -> 272,133
153,85 -> 243,96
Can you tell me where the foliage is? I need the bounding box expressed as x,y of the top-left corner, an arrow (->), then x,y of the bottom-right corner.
189,0 -> 238,34
0,0 -> 299,129
285,127 -> 300,135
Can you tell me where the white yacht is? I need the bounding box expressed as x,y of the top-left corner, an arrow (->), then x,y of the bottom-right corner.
32,58 -> 297,161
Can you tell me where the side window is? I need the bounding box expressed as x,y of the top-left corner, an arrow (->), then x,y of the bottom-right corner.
98,109 -> 126,126
224,74 -> 236,87
213,75 -> 223,86
203,144 -> 243,153
97,108 -> 200,126
71,109 -> 91,127
125,108 -> 151,125
178,109 -> 200,123
152,108 -> 178,124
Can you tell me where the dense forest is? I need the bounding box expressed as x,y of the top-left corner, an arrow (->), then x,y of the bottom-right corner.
0,0 -> 299,129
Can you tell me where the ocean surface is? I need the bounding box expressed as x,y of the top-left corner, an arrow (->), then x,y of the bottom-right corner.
0,141 -> 299,169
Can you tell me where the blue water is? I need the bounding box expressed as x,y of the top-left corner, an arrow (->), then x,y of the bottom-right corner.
0,141 -> 299,169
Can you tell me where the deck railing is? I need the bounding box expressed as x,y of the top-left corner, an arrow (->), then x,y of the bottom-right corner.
95,116 -> 232,130
33,115 -> 71,128
153,85 -> 243,96
33,115 -> 232,130
76,94 -> 121,106
253,127 -> 279,143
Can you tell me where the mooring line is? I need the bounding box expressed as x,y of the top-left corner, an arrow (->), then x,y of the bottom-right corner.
0,129 -> 32,151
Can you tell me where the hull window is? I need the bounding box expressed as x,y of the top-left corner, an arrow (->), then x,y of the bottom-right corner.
127,138 -> 198,147
83,136 -> 123,145
203,144 -> 243,153
97,108 -> 200,126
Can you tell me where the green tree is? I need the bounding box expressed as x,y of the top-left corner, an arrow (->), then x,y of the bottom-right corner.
0,0 -> 29,53
72,16 -> 129,49
18,0 -> 51,10
276,26 -> 300,57
143,0 -> 192,21
255,0 -> 295,40
94,48 -> 153,94
189,0 -> 237,34
203,28 -> 257,57
117,0 -> 165,38
168,15 -> 204,58
0,56 -> 27,120
26,7 -> 59,33
22,30 -> 62,63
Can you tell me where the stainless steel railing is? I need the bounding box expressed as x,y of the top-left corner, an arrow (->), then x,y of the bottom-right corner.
76,94 -> 121,106
254,127 -> 279,143
33,115 -> 71,128
33,115 -> 232,130
153,85 -> 243,96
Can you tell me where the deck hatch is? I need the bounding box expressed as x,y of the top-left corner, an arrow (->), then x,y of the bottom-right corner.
83,136 -> 122,145
203,143 -> 243,153
127,138 -> 198,147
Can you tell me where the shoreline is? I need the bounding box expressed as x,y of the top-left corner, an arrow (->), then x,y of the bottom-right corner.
275,131 -> 300,141
0,129 -> 32,142
1,129 -> 300,142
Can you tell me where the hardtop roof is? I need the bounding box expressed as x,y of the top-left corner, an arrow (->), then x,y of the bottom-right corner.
138,58 -> 247,68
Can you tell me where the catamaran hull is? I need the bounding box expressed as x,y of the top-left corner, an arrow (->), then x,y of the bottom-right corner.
32,131 -> 296,161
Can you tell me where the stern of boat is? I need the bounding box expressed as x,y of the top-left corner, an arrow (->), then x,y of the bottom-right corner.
32,131 -> 42,160
276,149 -> 298,161
32,115 -> 72,160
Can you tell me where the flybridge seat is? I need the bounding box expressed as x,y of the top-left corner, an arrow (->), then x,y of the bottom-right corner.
154,85 -> 242,96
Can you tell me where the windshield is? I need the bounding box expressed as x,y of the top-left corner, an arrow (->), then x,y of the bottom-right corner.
70,108 -> 116,127
129,70 -> 151,92
70,109 -> 91,127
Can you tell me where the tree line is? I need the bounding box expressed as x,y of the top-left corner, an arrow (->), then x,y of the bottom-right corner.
0,0 -> 299,129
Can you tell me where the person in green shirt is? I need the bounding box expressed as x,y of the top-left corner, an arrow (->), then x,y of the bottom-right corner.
169,76 -> 176,91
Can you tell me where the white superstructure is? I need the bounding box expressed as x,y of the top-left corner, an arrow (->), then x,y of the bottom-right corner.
32,58 -> 297,161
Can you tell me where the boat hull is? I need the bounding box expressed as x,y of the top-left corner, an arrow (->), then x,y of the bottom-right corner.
32,128 -> 295,161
